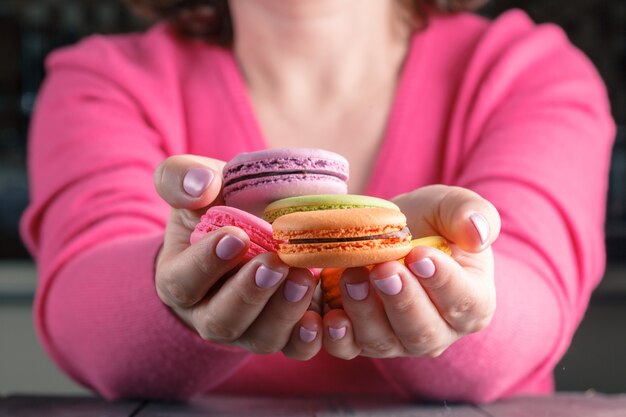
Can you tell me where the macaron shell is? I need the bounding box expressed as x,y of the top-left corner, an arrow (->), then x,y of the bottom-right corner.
278,243 -> 412,268
223,148 -> 349,180
190,206 -> 277,260
225,176 -> 348,218
272,208 -> 407,238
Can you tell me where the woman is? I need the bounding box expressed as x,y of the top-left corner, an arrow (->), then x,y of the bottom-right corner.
21,0 -> 614,403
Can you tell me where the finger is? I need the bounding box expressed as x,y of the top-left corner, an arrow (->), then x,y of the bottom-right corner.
154,154 -> 225,211
368,260 -> 457,357
189,252 -> 289,344
156,226 -> 250,308
322,308 -> 360,360
282,310 -> 323,360
309,283 -> 324,315
392,185 -> 500,253
403,245 -> 496,335
240,268 -> 317,354
340,267 -> 404,358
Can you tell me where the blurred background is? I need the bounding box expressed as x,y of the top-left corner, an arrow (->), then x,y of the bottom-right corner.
1,0 -> 625,397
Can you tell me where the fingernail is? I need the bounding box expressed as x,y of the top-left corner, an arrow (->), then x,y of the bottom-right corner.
255,265 -> 284,289
408,258 -> 436,278
284,281 -> 308,302
470,213 -> 489,245
215,235 -> 246,260
299,326 -> 317,343
373,274 -> 403,295
346,282 -> 369,301
183,168 -> 214,197
328,326 -> 346,341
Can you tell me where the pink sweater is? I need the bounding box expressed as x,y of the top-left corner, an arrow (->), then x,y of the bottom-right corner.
21,9 -> 614,403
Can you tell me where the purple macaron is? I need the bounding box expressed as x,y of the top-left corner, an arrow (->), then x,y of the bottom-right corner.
222,148 -> 349,217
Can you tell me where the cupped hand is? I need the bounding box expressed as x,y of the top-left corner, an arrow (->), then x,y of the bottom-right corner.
153,155 -> 322,359
322,185 -> 500,359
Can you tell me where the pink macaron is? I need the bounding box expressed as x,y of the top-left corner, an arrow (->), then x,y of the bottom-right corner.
222,148 -> 349,217
190,206 -> 277,262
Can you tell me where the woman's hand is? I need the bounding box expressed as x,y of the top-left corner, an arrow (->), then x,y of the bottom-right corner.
153,155 -> 322,359
321,185 -> 500,359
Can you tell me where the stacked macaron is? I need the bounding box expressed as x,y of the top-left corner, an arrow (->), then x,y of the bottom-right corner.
264,194 -> 413,268
191,148 -> 351,263
189,148 -> 451,309
264,194 -> 419,309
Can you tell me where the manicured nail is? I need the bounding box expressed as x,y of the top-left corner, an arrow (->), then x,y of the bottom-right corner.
408,258 -> 436,278
215,235 -> 246,260
183,168 -> 214,197
346,282 -> 369,301
299,326 -> 317,343
470,213 -> 489,245
328,326 -> 346,341
374,274 -> 403,295
255,265 -> 283,289
284,281 -> 308,302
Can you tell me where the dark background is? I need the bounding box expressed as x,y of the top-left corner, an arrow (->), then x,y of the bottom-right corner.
0,0 -> 625,394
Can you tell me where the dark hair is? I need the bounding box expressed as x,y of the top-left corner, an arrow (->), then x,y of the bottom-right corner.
124,0 -> 488,46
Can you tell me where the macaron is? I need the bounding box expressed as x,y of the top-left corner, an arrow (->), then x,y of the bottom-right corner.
190,206 -> 277,262
222,148 -> 349,217
270,195 -> 413,268
320,236 -> 453,309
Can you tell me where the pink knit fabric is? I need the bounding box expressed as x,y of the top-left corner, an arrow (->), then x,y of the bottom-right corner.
21,9 -> 614,403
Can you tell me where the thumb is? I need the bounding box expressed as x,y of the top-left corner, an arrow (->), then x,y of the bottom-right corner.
392,185 -> 501,253
154,154 -> 226,211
